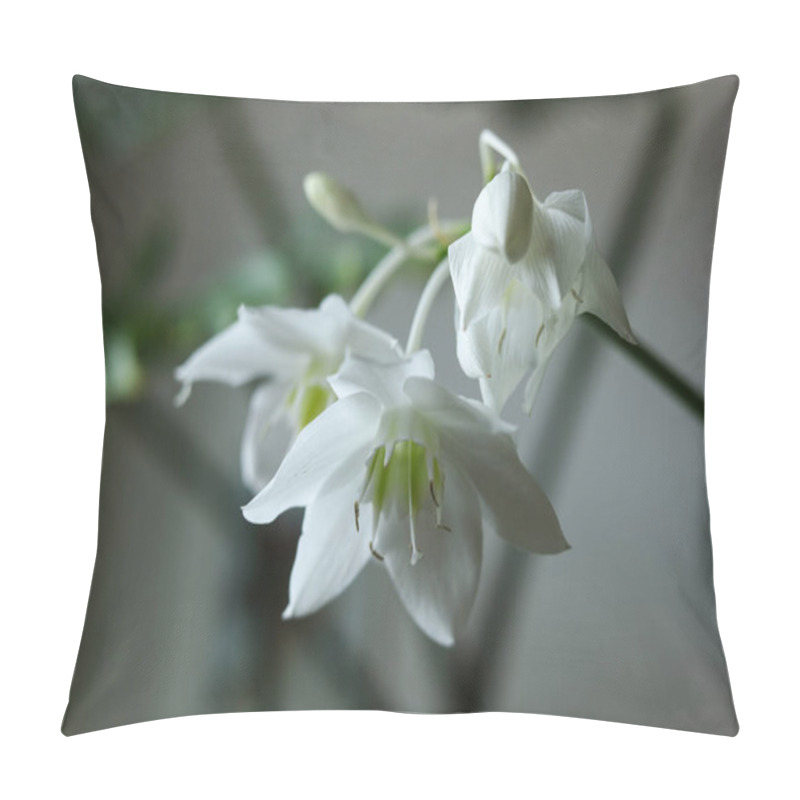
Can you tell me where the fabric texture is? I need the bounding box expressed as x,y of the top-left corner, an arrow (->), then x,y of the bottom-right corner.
64,75 -> 739,735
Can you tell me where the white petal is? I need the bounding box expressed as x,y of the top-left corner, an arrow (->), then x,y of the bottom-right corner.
329,351 -> 434,406
345,317 -> 405,363
488,283 -> 545,411
403,375 -> 516,438
471,170 -> 534,264
240,296 -> 351,358
240,381 -> 294,493
462,445 -> 566,554
318,293 -> 354,318
521,353 -> 554,414
455,313 -> 496,379
525,190 -> 591,309
405,379 -> 567,554
283,470 -> 372,618
448,234 -> 517,330
376,465 -> 482,646
457,315 -> 527,413
319,295 -> 403,362
242,392 -> 381,523
174,312 -> 300,393
454,279 -> 543,412
576,246 -> 636,344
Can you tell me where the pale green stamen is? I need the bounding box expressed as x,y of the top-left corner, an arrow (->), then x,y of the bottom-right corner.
357,440 -> 447,565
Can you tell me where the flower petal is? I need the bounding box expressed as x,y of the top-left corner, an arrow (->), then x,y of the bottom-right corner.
283,470 -> 372,619
466,281 -> 544,412
525,190 -> 591,309
448,234 -> 517,330
240,381 -> 294,493
329,351 -> 434,406
320,295 -> 405,363
242,392 -> 381,523
376,465 -> 482,646
521,353 -> 554,414
404,378 -> 567,554
455,312 -> 496,379
471,170 -> 534,264
174,312 -> 300,396
576,246 -> 636,344
403,375 -> 515,438
240,295 -> 354,358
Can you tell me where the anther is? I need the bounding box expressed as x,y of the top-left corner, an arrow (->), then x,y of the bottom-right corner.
571,288 -> 584,304
369,541 -> 385,562
497,327 -> 507,354
429,480 -> 439,508
437,524 -> 452,532
535,323 -> 545,347
354,501 -> 360,532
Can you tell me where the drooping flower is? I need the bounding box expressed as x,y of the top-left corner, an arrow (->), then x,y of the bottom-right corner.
449,137 -> 635,413
174,294 -> 403,492
242,350 -> 568,646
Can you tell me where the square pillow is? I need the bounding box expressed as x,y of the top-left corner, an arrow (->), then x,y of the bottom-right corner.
64,74 -> 739,735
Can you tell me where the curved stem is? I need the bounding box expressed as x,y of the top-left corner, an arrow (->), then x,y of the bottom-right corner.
405,258 -> 451,354
355,219 -> 407,251
480,129 -> 520,183
349,220 -> 466,318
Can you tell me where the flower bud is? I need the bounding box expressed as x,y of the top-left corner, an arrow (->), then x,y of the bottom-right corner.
471,170 -> 534,263
303,172 -> 372,234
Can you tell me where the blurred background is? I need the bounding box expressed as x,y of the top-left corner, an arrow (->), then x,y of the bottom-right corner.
63,75 -> 738,735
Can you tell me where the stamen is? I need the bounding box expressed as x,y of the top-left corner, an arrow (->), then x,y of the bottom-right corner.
408,451 -> 423,565
428,197 -> 450,248
535,323 -> 545,347
435,467 -> 446,527
409,514 -> 423,565
369,541 -> 385,562
429,480 -> 439,508
571,288 -> 584,304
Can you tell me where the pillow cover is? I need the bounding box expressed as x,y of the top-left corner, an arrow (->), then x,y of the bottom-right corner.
64,74 -> 739,735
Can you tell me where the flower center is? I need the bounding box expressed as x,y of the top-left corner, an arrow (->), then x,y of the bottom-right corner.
355,439 -> 447,566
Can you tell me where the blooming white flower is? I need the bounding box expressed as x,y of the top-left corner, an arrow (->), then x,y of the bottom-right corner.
242,350 -> 568,646
449,142 -> 635,413
174,294 -> 402,492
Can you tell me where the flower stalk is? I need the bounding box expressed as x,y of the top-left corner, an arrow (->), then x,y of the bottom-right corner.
405,258 -> 451,354
349,221 -> 466,318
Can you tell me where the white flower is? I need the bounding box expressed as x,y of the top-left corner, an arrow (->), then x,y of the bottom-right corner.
174,294 -> 402,492
242,350 -> 568,646
449,149 -> 635,413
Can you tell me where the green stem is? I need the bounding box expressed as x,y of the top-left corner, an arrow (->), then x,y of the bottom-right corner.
405,258 -> 451,354
349,220 -> 466,318
582,315 -> 704,419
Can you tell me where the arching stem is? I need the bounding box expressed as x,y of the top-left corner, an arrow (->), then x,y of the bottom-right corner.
405,258 -> 451,354
349,220 -> 466,318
